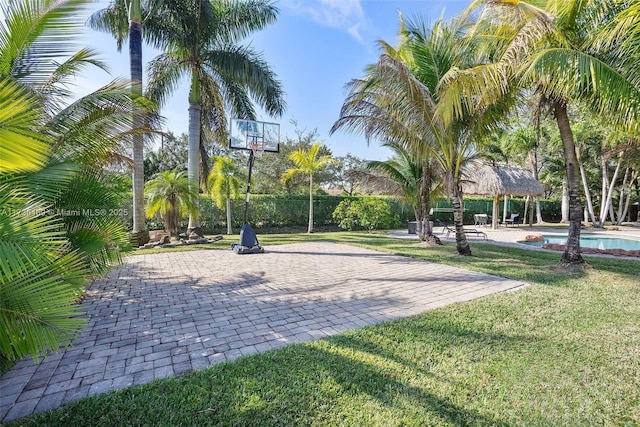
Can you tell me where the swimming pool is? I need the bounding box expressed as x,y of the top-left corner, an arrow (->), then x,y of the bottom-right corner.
519,235 -> 640,251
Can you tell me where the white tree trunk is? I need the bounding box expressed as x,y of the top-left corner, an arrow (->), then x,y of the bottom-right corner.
561,179 -> 569,223
599,151 -> 623,228
226,194 -> 232,235
619,169 -> 637,223
578,155 -> 597,226
535,197 -> 543,224
308,174 -> 314,233
187,103 -> 201,232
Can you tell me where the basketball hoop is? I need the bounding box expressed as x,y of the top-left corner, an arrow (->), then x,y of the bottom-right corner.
228,118 -> 280,255
248,140 -> 267,158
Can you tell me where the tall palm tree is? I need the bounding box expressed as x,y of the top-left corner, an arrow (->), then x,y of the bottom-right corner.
89,0 -> 170,244
333,15 -> 504,254
90,0 -> 165,246
282,142 -> 335,233
145,169 -> 198,237
461,0 -> 640,265
144,0 -> 286,233
208,156 -> 243,235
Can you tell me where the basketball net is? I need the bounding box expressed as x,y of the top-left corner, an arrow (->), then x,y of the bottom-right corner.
248,139 -> 266,158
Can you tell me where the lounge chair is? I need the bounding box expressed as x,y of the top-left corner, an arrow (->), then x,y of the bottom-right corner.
436,219 -> 487,239
473,214 -> 488,226
504,213 -> 520,227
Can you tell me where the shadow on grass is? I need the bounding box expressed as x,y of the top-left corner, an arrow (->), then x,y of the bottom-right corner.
22,341 -> 511,426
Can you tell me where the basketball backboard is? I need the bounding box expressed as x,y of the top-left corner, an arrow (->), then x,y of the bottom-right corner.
229,118 -> 280,153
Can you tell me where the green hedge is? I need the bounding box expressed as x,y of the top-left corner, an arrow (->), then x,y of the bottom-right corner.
197,195 -> 413,234
140,194 -> 562,234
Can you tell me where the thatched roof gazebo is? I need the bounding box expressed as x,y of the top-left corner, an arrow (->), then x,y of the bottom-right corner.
461,162 -> 544,229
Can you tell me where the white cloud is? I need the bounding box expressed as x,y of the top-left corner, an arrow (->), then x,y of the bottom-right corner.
280,0 -> 367,43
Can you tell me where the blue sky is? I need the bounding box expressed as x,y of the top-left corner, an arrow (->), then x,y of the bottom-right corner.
80,0 -> 470,160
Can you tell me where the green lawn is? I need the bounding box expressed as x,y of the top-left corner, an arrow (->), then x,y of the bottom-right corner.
9,232 -> 640,426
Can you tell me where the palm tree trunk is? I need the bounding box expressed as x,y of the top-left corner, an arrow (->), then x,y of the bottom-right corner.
451,174 -> 470,256
187,102 -> 201,232
226,191 -> 232,235
418,162 -> 434,242
554,101 -> 584,265
130,18 -> 148,245
561,178 -> 569,223
308,174 -> 314,233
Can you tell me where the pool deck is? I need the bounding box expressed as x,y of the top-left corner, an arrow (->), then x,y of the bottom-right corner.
390,223 -> 640,257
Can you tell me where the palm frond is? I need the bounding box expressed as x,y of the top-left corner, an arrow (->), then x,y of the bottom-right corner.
0,78 -> 48,173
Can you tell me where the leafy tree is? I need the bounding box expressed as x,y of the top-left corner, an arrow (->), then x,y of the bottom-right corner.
252,126 -> 333,195
145,170 -> 198,237
144,132 -> 189,179
208,156 -> 244,234
463,0 -> 640,265
282,142 -> 335,233
326,154 -> 367,196
143,0 -> 286,232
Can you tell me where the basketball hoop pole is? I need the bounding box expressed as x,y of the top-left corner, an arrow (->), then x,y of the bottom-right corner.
243,148 -> 255,224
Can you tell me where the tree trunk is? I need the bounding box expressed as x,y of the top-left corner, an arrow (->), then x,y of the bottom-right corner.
226,191 -> 232,235
530,152 -> 543,224
554,101 -> 584,265
599,156 -> 609,226
535,196 -> 542,224
619,169 -> 637,223
577,147 -> 597,226
561,179 -> 569,223
187,102 -> 201,232
451,177 -> 471,256
130,19 -> 147,244
418,162 -> 439,245
308,174 -> 313,233
600,151 -> 624,227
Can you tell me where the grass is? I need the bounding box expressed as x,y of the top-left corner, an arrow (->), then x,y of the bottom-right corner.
8,231 -> 640,426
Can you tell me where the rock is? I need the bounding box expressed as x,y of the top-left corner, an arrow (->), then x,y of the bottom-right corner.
525,233 -> 544,242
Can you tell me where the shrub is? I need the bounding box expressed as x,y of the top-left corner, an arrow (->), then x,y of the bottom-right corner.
333,198 -> 393,232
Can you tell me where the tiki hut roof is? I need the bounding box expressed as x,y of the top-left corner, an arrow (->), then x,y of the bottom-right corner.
461,162 -> 544,197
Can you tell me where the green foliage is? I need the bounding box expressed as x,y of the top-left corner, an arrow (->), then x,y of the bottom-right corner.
333,198 -> 393,232
0,0 -> 150,362
207,156 -> 243,210
145,170 -> 198,236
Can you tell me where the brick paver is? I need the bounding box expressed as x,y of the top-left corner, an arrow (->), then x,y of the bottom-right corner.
0,242 -> 526,422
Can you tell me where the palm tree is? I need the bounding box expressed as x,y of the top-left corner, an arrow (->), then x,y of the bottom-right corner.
282,142 -> 335,233
461,0 -> 640,265
145,169 -> 198,237
208,156 -> 243,235
143,0 -> 286,233
332,15 -> 502,254
360,143 -> 442,244
1,0 -> 146,362
90,0 -> 166,246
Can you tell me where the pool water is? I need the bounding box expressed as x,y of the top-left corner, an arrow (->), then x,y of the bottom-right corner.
520,235 -> 640,251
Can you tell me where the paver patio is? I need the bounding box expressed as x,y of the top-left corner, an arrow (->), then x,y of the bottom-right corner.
0,242 -> 526,423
